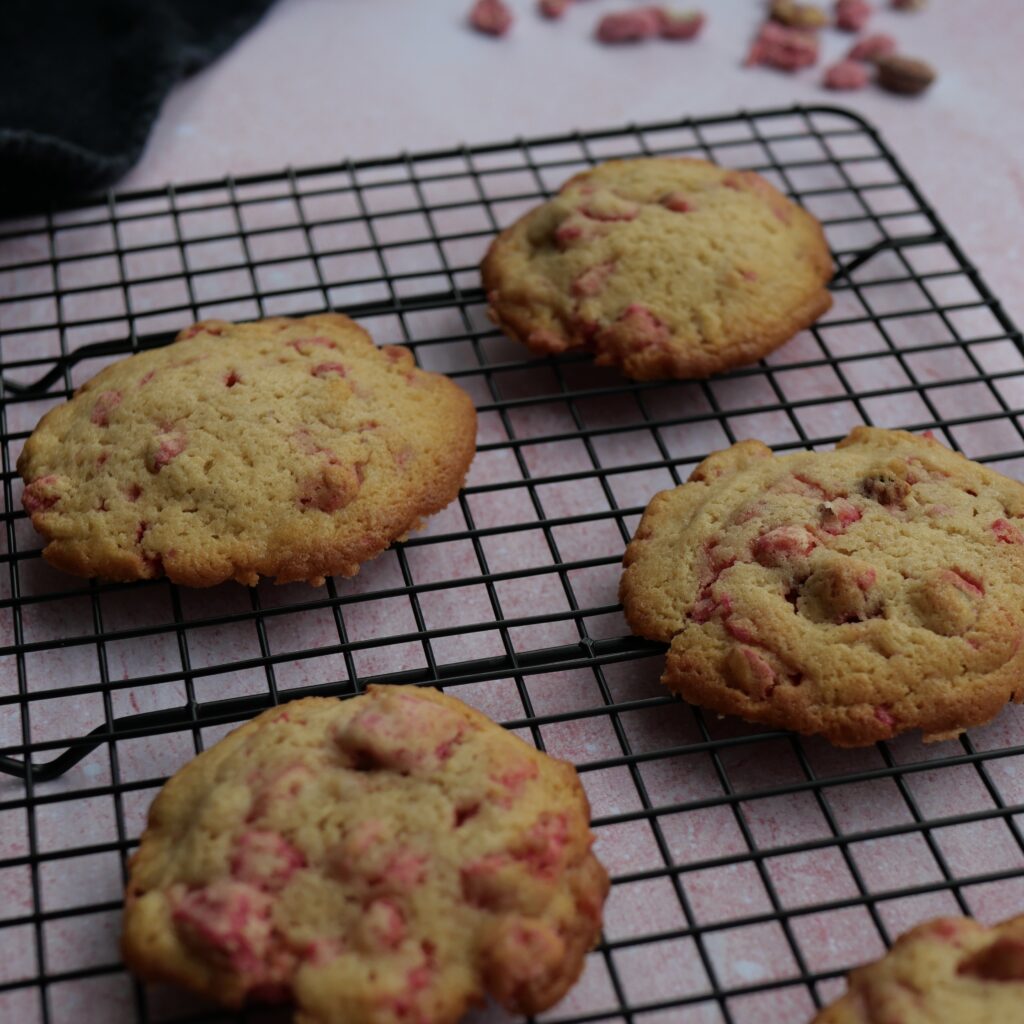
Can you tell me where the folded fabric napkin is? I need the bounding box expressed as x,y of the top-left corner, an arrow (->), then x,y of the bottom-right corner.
0,0 -> 276,213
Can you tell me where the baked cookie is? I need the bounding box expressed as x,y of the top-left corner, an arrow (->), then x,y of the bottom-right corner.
814,914 -> 1024,1022
17,314 -> 477,586
481,157 -> 832,379
620,427 -> 1024,747
122,685 -> 608,1024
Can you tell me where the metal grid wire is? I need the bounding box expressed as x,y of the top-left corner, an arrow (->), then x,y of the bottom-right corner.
1,104 -> 1024,1024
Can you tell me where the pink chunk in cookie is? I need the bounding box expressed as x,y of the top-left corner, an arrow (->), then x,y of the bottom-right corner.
992,518 -> 1024,545
246,764 -> 315,823
90,390 -> 122,427
580,192 -> 641,222
469,0 -> 513,36
553,215 -> 592,249
819,498 -> 862,534
513,812 -> 570,879
729,646 -> 777,699
526,327 -> 572,354
380,849 -> 429,889
599,304 -> 672,353
311,363 -> 347,379
230,830 -> 306,892
384,953 -> 435,1022
925,918 -> 971,943
481,916 -> 568,1011
874,705 -> 895,728
172,880 -> 274,977
493,757 -> 540,797
178,323 -> 224,340
572,261 -> 616,298
361,898 -> 406,950
753,525 -> 818,565
946,569 -> 984,598
148,429 -> 187,473
461,853 -> 514,908
724,616 -> 759,644
335,689 -> 468,773
296,463 -> 362,513
303,937 -> 347,967
22,475 -> 61,514
959,929 -> 1024,981
660,191 -> 694,212
287,336 -> 338,355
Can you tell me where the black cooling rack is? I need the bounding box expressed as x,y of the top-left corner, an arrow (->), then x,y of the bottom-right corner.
2,105 -> 1024,1024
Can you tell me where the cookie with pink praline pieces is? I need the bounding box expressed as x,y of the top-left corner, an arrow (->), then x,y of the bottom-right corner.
813,914 -> 1024,1022
620,427 -> 1024,746
122,685 -> 608,1024
482,157 -> 832,380
17,314 -> 476,587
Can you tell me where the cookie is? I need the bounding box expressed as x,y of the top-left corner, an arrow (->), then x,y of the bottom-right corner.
17,314 -> 477,587
481,157 -> 832,379
814,914 -> 1024,1022
620,427 -> 1024,746
122,685 -> 608,1024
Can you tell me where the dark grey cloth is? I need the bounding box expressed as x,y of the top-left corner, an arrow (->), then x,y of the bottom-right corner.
0,0 -> 276,212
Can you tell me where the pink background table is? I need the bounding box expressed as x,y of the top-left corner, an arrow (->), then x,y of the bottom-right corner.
3,3 -> 1024,1023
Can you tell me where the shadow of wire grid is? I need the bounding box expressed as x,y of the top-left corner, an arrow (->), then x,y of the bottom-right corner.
1,105 -> 1024,1024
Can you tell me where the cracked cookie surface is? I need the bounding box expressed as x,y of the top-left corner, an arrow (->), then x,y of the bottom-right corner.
620,427 -> 1024,746
814,914 -> 1024,1022
481,157 -> 832,379
17,314 -> 477,587
122,685 -> 608,1024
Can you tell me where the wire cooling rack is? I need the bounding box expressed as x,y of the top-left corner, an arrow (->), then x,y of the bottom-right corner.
2,104 -> 1024,1024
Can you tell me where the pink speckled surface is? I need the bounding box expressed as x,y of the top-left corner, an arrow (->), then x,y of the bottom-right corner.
3,3 -> 1024,1023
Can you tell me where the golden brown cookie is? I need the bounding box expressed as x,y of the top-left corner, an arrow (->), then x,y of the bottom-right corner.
620,427 -> 1024,746
17,314 -> 477,587
122,685 -> 608,1024
813,915 -> 1024,1023
481,157 -> 832,379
